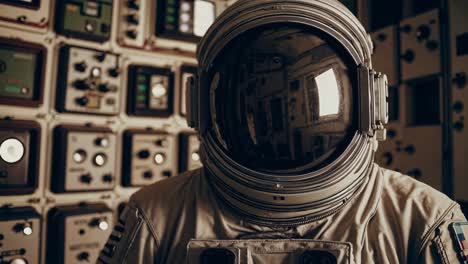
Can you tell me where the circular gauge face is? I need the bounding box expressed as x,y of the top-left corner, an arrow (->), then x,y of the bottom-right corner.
23,225 -> 33,236
0,138 -> 25,164
72,149 -> 87,163
151,83 -> 167,98
93,153 -> 107,167
98,220 -> 109,231
154,153 -> 166,165
191,151 -> 200,162
10,258 -> 28,264
91,67 -> 102,78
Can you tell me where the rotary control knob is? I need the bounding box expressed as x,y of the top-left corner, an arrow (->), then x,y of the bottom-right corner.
127,0 -> 139,10
98,84 -> 110,93
126,14 -> 139,25
94,52 -> 106,62
155,139 -> 169,147
137,149 -> 150,159
416,25 -> 431,41
95,137 -> 110,147
93,153 -> 107,167
80,173 -> 92,184
74,61 -> 87,72
9,258 -> 28,264
77,251 -> 90,262
90,218 -> 109,231
108,68 -> 120,78
143,170 -> 153,179
75,96 -> 89,106
102,174 -> 113,183
74,79 -> 91,90
126,30 -> 138,39
13,222 -> 32,236
154,153 -> 166,165
401,50 -> 415,63
453,72 -> 467,88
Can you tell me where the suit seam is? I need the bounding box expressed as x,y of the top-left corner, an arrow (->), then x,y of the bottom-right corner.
121,215 -> 144,262
130,201 -> 162,249
416,201 -> 457,255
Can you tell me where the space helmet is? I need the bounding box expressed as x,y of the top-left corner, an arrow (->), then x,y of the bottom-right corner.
186,0 -> 388,226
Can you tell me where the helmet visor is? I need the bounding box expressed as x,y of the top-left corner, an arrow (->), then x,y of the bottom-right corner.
207,23 -> 358,173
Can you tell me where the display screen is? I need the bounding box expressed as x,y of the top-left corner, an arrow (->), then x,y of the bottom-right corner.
0,0 -> 41,9
193,0 -> 215,37
0,42 -> 43,103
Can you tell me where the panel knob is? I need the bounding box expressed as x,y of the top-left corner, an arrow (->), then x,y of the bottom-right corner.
126,14 -> 139,25
74,61 -> 87,72
416,25 -> 431,41
80,174 -> 92,184
75,96 -> 89,106
137,150 -> 150,159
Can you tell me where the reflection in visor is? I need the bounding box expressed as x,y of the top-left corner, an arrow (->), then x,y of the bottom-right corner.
316,69 -> 340,117
208,24 -> 357,173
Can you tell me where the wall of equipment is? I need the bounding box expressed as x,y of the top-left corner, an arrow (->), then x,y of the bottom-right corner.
0,0 -> 233,263
371,0 -> 468,216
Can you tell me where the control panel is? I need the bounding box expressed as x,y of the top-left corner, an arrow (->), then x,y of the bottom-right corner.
117,0 -> 151,48
0,1 -> 50,29
0,37 -> 45,107
178,132 -> 202,173
0,206 -> 41,264
0,120 -> 40,195
449,0 -> 468,201
371,25 -> 398,86
180,64 -> 197,116
400,9 -> 441,81
155,0 -> 216,43
51,125 -> 116,193
122,129 -> 177,187
127,65 -> 174,117
56,45 -> 121,115
54,0 -> 113,42
46,203 -> 113,264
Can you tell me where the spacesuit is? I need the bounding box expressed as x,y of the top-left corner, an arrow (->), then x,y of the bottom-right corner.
99,0 -> 467,263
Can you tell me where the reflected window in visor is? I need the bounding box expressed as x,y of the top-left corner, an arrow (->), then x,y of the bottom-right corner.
207,23 -> 358,173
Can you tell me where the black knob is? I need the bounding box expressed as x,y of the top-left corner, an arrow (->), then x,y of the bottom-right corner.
80,174 -> 92,184
74,61 -> 87,72
162,170 -> 172,177
108,68 -> 120,78
74,79 -> 90,90
127,0 -> 139,10
95,52 -> 106,62
143,170 -> 153,179
75,96 -> 89,106
98,84 -> 110,93
155,139 -> 169,147
77,251 -> 90,261
454,101 -> 464,113
102,174 -> 113,183
454,121 -> 464,132
387,129 -> 397,139
126,14 -> 139,25
404,145 -> 415,155
137,150 -> 150,159
95,137 -> 110,147
416,25 -> 431,41
126,30 -> 138,39
382,152 -> 393,166
401,50 -> 415,63
426,40 -> 438,51
453,72 -> 467,88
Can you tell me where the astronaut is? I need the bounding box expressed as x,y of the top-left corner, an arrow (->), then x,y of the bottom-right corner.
99,0 -> 467,263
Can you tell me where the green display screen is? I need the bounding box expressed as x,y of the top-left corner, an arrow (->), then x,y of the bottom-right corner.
0,46 -> 37,99
60,0 -> 113,41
